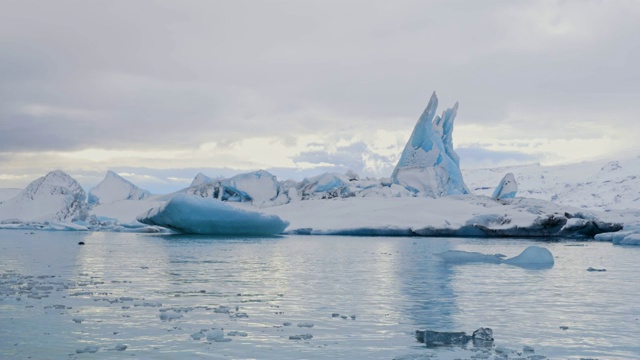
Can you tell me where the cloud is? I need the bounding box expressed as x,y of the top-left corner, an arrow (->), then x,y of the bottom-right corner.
1,1 -> 639,187
456,146 -> 539,169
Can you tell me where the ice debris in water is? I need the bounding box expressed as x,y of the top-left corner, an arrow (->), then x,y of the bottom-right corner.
159,311 -> 183,321
587,267 -> 606,272
289,334 -> 313,340
206,328 -> 232,342
76,346 -> 99,354
297,322 -> 314,328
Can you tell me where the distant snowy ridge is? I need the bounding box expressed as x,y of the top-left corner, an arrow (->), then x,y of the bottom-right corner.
88,170 -> 151,205
0,170 -> 89,222
464,156 -> 640,212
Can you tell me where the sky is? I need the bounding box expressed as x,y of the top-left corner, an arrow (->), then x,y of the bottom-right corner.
1,0 -> 639,193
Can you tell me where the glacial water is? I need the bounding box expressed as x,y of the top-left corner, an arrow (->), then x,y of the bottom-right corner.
1,230 -> 639,359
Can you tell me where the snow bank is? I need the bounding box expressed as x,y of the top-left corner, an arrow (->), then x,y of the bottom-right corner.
137,194 -> 289,235
263,195 -> 621,238
439,246 -> 554,269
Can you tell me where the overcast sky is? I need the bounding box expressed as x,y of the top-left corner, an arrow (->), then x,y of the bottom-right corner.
1,0 -> 639,193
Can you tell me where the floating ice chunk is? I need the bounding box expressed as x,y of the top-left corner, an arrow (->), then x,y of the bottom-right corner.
415,329 -> 470,347
503,246 -> 554,269
137,194 -> 289,235
587,267 -> 606,272
206,329 -> 231,342
159,311 -> 183,321
289,334 -> 313,340
439,246 -> 554,269
191,332 -> 205,340
114,344 -> 127,351
492,173 -> 517,200
227,331 -> 248,337
72,317 -> 84,324
76,346 -> 99,354
297,322 -> 314,328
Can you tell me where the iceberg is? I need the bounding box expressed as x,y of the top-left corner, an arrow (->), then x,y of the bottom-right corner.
391,92 -> 469,197
136,193 -> 289,235
184,170 -> 283,206
88,170 -> 151,205
222,170 -> 280,205
492,173 -> 517,200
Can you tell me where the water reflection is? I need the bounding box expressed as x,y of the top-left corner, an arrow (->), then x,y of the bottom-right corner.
395,238 -> 459,331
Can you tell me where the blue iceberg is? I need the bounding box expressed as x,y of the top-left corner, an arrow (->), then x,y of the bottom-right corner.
391,92 -> 469,197
137,194 -> 289,235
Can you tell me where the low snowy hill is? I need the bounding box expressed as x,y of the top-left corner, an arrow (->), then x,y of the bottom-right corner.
0,170 -> 89,222
463,156 -> 640,212
88,171 -> 152,205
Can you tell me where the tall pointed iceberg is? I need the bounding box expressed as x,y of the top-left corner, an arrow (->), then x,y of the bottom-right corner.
391,92 -> 469,197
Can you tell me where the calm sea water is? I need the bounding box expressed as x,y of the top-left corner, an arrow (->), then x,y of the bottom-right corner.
0,230 -> 639,359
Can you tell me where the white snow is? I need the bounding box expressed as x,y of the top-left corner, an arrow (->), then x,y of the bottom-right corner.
464,156 -> 640,212
261,195 -> 619,238
137,193 -> 289,235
